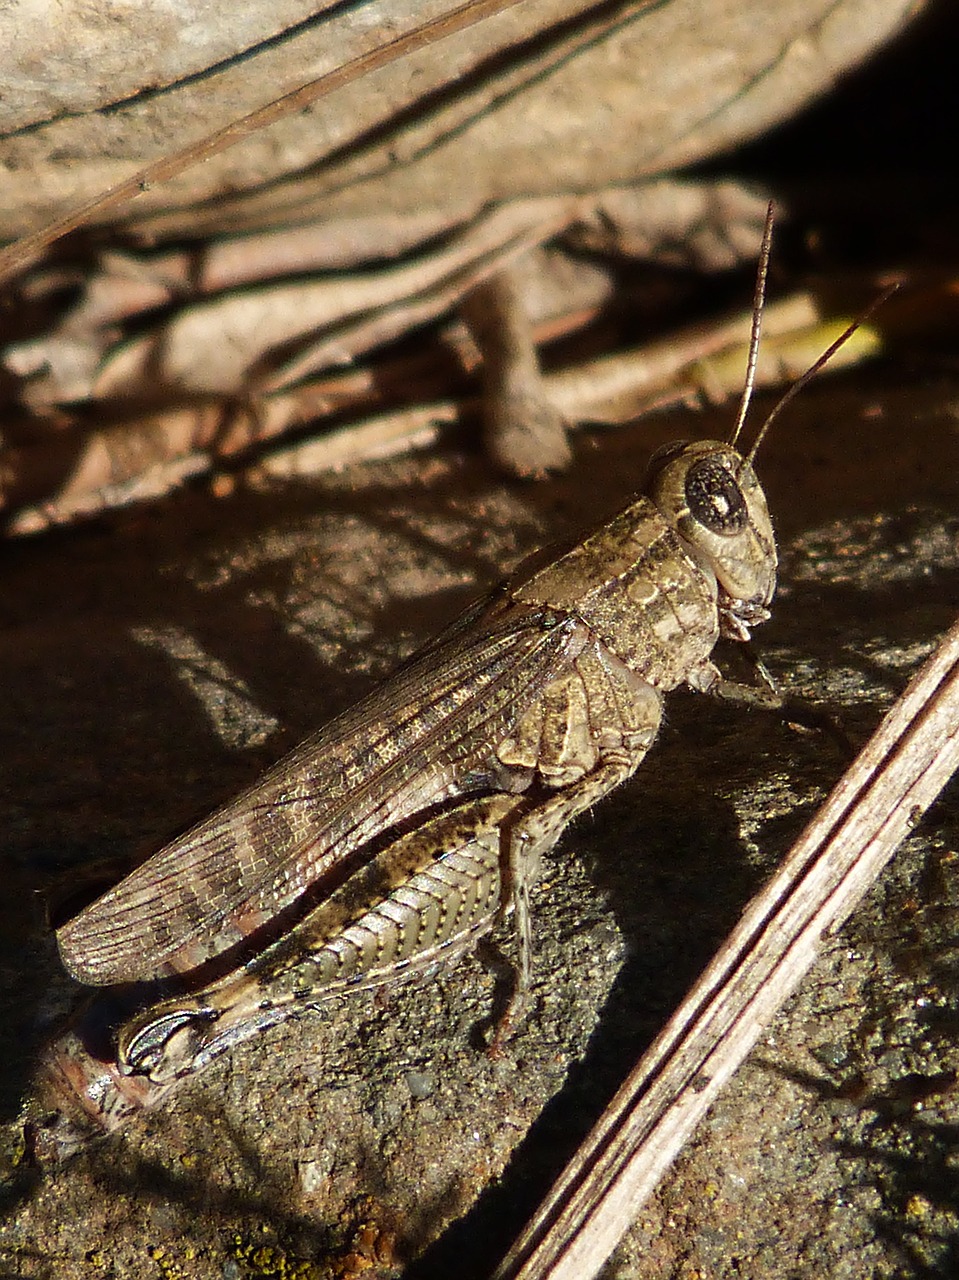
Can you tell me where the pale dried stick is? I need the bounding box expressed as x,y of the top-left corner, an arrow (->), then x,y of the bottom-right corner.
461,267 -> 572,476
2,296 -> 879,533
492,613 -> 959,1280
259,297 -> 878,477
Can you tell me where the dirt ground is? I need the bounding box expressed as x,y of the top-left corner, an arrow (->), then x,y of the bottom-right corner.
0,363 -> 957,1278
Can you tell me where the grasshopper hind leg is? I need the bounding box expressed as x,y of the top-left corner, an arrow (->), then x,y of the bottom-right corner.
116,795 -> 524,1082
117,649 -> 666,1078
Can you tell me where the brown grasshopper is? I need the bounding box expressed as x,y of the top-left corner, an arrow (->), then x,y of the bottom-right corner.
52,208 -> 877,1092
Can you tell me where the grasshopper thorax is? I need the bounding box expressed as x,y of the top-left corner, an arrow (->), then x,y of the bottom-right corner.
645,438 -> 776,643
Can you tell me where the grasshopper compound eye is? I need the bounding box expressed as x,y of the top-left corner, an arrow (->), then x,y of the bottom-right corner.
684,456 -> 748,536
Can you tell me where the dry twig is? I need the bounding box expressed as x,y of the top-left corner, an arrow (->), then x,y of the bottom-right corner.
2,294 -> 881,535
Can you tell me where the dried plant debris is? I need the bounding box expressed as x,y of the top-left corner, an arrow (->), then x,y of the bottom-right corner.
0,182 -> 893,533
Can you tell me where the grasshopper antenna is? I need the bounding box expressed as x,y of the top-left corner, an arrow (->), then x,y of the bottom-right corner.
744,280 -> 899,467
728,200 -> 775,453
729,202 -> 898,467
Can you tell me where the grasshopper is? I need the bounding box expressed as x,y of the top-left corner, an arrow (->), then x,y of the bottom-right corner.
54,208 -> 874,1088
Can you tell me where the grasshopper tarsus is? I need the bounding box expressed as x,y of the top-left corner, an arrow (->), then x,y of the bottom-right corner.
779,698 -> 856,758
701,664 -> 854,758
739,638 -> 780,696
701,674 -> 788,713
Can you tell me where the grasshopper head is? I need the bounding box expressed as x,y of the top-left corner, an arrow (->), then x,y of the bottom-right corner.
646,438 -> 776,642
640,204 -> 888,647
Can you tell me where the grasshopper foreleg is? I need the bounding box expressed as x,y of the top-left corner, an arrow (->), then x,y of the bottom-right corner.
691,657 -> 852,754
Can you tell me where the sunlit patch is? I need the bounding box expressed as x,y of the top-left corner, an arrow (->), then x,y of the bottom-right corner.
131,624 -> 280,750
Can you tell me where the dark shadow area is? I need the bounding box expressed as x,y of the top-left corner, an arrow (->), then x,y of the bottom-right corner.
700,0 -> 959,264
